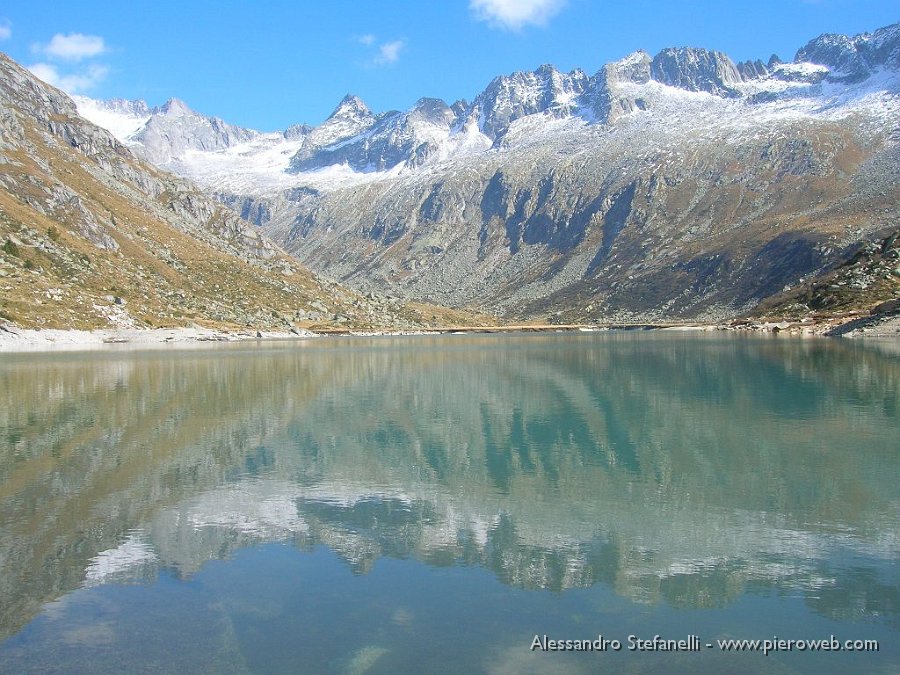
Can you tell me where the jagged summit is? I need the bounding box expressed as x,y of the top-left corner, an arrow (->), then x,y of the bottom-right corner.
649,47 -> 743,97
327,94 -> 372,121
796,21 -> 900,82
283,123 -> 311,140
472,64 -> 589,140
101,97 -> 151,117
76,21 -> 900,180
157,97 -> 192,115
606,51 -> 652,83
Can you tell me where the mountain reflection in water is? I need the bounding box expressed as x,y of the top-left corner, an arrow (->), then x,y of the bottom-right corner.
0,334 -> 897,646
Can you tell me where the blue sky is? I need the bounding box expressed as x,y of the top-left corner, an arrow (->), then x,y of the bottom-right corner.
1,0 -> 897,130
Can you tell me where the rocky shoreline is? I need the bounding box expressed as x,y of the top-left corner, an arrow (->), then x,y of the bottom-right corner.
0,326 -> 315,352
2,311 -> 898,353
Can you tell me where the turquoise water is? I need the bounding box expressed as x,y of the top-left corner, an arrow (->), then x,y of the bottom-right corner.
0,333 -> 897,674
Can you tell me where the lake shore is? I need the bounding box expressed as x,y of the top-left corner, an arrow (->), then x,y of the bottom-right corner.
2,312 -> 898,353
0,326 -> 319,352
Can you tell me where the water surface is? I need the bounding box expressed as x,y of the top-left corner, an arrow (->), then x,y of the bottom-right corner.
0,333 -> 897,673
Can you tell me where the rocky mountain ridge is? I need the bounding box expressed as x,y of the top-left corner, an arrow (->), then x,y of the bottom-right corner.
74,22 -> 900,321
80,23 -> 900,173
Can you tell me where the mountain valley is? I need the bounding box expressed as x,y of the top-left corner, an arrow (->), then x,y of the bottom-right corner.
0,54 -> 485,332
2,22 -> 899,331
70,22 -> 900,324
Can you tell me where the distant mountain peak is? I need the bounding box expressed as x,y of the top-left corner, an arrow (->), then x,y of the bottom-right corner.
329,94 -> 371,120
48,21 -> 900,326
473,64 -> 589,140
606,50 -> 652,84
795,21 -> 900,82
157,97 -> 192,116
100,97 -> 151,117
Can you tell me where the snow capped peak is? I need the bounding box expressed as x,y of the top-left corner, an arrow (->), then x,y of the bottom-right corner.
287,95 -> 378,172
157,97 -> 193,116
795,21 -> 900,82
339,93 -> 366,106
411,97 -> 454,125
99,97 -> 151,117
871,21 -> 900,50
328,94 -> 372,121
472,63 -> 590,139
617,50 -> 652,67
284,123 -> 311,140
70,21 -> 900,202
606,50 -> 652,84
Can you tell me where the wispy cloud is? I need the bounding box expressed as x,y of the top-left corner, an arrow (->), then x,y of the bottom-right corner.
374,40 -> 405,65
27,62 -> 109,93
357,34 -> 405,67
0,19 -> 11,41
470,0 -> 567,30
34,33 -> 107,61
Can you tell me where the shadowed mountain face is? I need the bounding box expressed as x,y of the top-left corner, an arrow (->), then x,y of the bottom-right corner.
1,335 -> 897,641
76,23 -> 900,322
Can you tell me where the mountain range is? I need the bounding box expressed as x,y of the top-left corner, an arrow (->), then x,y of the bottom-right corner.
2,21 -> 899,329
71,21 -> 900,323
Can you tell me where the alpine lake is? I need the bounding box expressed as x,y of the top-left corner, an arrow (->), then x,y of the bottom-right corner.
0,332 -> 897,674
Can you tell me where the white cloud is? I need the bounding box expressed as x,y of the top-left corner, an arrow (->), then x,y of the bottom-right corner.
357,36 -> 405,67
470,0 -> 567,30
27,62 -> 109,94
0,20 -> 11,41
26,31 -> 110,94
36,33 -> 107,61
374,40 -> 404,65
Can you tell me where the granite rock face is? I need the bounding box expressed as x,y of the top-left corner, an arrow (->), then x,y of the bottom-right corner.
736,59 -> 769,80
132,98 -> 259,164
287,95 -> 376,171
288,96 -> 458,173
471,64 -> 589,140
796,22 -> 900,82
583,51 -> 653,123
650,47 -> 744,97
97,97 -> 152,117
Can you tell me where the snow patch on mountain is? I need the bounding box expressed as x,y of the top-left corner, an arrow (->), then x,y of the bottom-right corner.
73,95 -> 149,143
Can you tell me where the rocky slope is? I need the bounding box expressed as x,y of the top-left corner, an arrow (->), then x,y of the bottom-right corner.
0,53 -> 485,331
79,22 -> 900,322
748,227 -> 900,337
